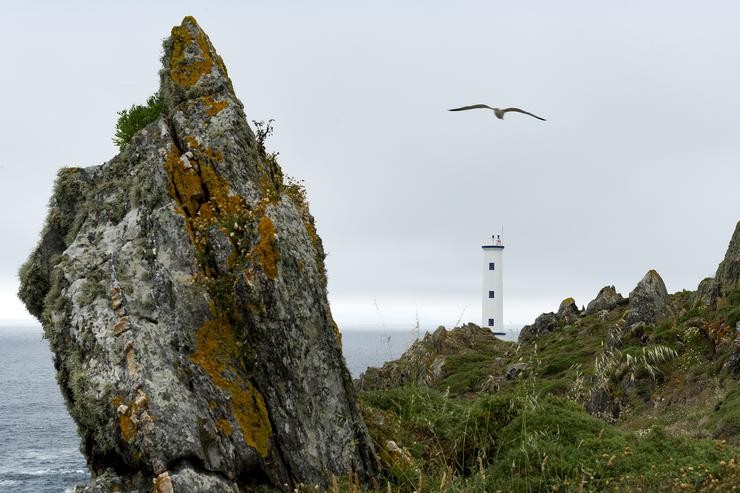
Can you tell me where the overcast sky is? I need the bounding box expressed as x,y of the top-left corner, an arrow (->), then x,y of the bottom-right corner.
1,1 -> 738,329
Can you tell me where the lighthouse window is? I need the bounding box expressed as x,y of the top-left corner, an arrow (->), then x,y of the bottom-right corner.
488,318 -> 495,327
488,290 -> 495,298
489,262 -> 495,270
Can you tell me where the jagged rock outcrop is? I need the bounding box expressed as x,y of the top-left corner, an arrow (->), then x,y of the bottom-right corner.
356,324 -> 511,391
557,297 -> 581,324
693,222 -> 739,307
623,270 -> 670,330
584,286 -> 626,316
716,221 -> 740,295
518,312 -> 559,343
518,298 -> 582,343
726,323 -> 740,379
18,17 -> 377,492
695,277 -> 721,307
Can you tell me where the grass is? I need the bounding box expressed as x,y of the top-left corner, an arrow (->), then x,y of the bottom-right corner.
347,284 -> 740,492
357,385 -> 739,492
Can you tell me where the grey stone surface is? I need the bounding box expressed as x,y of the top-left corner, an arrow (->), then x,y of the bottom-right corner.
505,362 -> 528,380
518,312 -> 559,343
557,297 -> 581,324
693,222 -> 739,307
730,322 -> 740,379
585,286 -> 626,315
624,270 -> 670,329
716,221 -> 740,296
518,298 -> 584,343
19,16 -> 377,492
695,277 -> 721,307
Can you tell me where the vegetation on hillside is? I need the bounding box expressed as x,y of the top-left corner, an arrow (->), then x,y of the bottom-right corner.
331,283 -> 740,492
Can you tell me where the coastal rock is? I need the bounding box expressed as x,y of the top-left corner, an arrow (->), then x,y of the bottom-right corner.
624,270 -> 670,329
356,324 -> 510,390
730,323 -> 740,379
585,286 -> 626,315
716,221 -> 740,296
18,17 -> 377,492
518,312 -> 558,343
695,277 -> 721,307
518,298 -> 583,343
693,222 -> 740,307
557,297 -> 581,324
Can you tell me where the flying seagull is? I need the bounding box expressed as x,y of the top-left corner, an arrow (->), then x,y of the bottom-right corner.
448,104 -> 546,121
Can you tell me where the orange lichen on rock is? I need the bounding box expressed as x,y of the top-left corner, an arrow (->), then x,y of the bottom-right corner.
254,216 -> 280,279
162,148 -> 205,219
198,163 -> 243,216
216,418 -> 234,436
191,307 -> 272,457
119,414 -> 137,442
203,95 -> 228,116
169,17 -> 214,88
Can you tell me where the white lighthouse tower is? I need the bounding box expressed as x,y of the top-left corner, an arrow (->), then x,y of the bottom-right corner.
482,234 -> 505,334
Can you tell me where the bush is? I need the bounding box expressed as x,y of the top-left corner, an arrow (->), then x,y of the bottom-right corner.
113,93 -> 162,150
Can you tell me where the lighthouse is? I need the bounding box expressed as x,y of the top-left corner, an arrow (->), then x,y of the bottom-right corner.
482,235 -> 504,334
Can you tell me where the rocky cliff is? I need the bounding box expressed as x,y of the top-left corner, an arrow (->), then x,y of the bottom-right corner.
18,17 -> 377,492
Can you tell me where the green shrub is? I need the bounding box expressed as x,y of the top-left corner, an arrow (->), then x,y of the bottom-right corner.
113,93 -> 162,150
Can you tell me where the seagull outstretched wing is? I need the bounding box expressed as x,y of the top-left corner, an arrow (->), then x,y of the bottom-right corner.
500,108 -> 546,121
448,104 -> 495,112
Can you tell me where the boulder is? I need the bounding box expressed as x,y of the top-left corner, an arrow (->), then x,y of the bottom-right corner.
518,298 -> 584,343
557,297 -> 581,324
624,270 -> 670,329
518,312 -> 558,343
18,17 -> 377,492
695,277 -> 721,307
505,362 -> 528,380
584,286 -> 626,315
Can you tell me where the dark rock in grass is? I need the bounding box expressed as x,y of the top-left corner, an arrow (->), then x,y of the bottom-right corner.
505,362 -> 528,380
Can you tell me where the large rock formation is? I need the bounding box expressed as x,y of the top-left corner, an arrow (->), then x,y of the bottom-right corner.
623,270 -> 670,330
518,312 -> 559,343
584,286 -> 626,316
18,17 -> 377,492
518,298 -> 582,343
556,297 -> 581,324
716,221 -> 740,295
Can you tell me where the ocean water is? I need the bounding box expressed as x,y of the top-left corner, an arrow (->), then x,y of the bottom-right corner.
0,327 -> 88,493
0,324 -> 516,492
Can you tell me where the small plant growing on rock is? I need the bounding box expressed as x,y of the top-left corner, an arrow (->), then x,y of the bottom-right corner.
252,119 -> 277,158
113,93 -> 162,150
